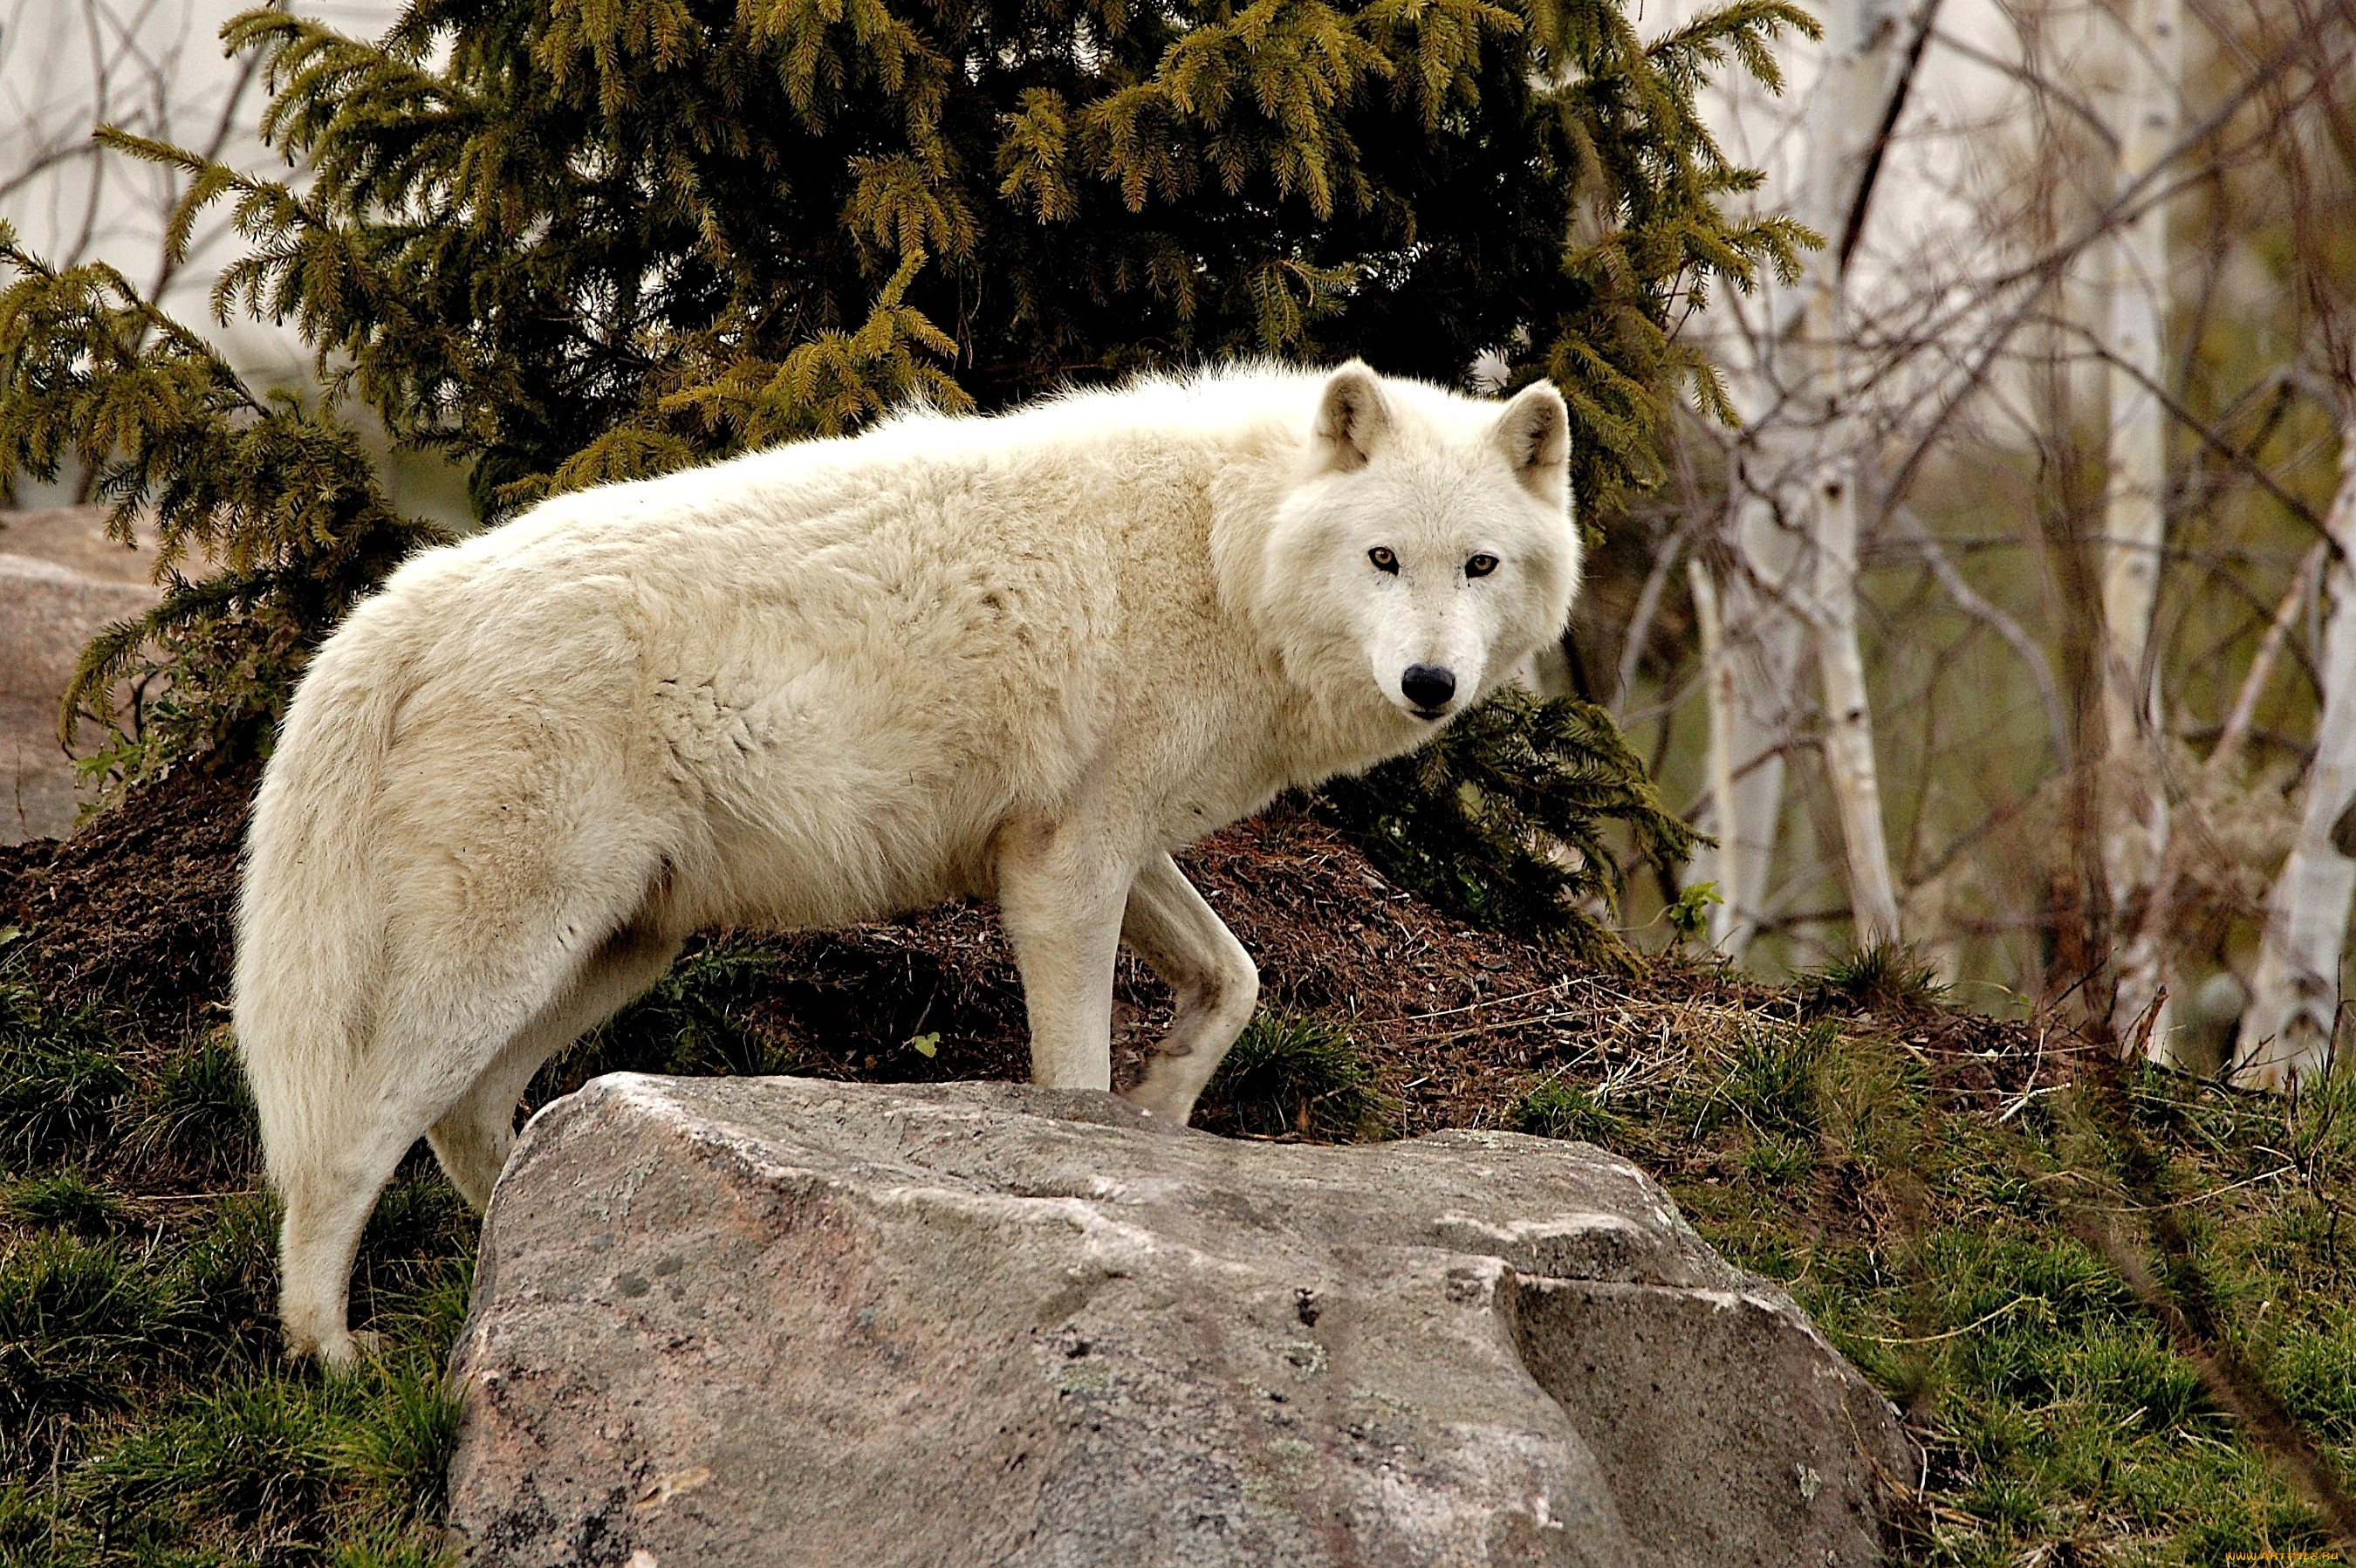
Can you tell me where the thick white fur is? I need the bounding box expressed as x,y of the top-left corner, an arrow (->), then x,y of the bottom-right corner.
234,361 -> 1582,1364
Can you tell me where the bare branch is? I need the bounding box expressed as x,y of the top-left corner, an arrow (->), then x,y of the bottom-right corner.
1889,504 -> 2073,766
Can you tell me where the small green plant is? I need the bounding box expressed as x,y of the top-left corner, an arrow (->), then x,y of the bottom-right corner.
1514,1080 -> 1631,1146
0,979 -> 131,1172
1197,1010 -> 1391,1142
127,1030 -> 259,1181
1665,881 -> 1723,945
4,1168 -> 125,1236
1797,942 -> 1949,1017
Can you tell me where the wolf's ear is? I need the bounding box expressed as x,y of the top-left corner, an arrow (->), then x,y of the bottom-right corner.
1312,361 -> 1392,472
1495,380 -> 1570,501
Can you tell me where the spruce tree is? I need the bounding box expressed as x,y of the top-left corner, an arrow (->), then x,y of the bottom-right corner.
0,0 -> 1805,946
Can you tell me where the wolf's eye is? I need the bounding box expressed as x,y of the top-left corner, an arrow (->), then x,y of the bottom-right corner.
1465,554 -> 1499,579
1369,547 -> 1400,574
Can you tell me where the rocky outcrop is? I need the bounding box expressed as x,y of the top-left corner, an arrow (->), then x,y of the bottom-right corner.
445,1076 -> 1914,1567
0,507 -> 159,844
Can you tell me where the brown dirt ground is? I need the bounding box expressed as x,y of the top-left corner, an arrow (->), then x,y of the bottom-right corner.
0,761 -> 257,1024
0,773 -> 2057,1135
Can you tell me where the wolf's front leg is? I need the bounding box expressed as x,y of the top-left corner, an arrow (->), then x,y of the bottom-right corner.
996,819 -> 1134,1091
1120,852 -> 1260,1123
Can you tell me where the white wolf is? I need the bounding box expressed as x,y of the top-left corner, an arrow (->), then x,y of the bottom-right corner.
236,361 -> 1581,1363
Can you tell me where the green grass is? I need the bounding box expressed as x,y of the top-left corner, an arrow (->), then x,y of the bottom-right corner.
1512,1079 -> 1632,1146
124,1032 -> 259,1182
1797,941 -> 1952,1017
1,976 -> 132,1169
1511,1011 -> 2356,1563
1195,1009 -> 1394,1141
0,964 -> 469,1565
5,928 -> 2355,1564
4,1168 -> 124,1236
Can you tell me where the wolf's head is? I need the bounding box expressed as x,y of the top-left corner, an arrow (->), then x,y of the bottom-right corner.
1239,361 -> 1583,750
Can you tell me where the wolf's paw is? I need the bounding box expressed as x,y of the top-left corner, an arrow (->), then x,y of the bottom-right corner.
1118,1084 -> 1198,1124
297,1325 -> 381,1372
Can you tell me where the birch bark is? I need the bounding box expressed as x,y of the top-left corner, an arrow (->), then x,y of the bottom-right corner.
2236,416 -> 2356,1089
1809,292 -> 1902,942
2102,0 -> 2185,1049
1701,491 -> 1808,953
1688,556 -> 1749,943
1715,0 -> 1913,941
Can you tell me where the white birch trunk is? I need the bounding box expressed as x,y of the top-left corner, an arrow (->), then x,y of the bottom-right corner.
1809,286 -> 1902,943
1687,548 -> 1791,946
1799,0 -> 1905,945
1696,0 -> 1908,955
1688,556 -> 1750,945
2102,0 -> 2184,1050
1700,494 -> 1808,954
2236,417 -> 2356,1090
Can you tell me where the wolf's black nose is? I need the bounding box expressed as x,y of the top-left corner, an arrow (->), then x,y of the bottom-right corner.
1401,665 -> 1456,713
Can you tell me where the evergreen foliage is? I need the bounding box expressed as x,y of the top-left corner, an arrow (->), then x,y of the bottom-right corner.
0,0 -> 1809,792
0,225 -> 446,777
1320,688 -> 1698,960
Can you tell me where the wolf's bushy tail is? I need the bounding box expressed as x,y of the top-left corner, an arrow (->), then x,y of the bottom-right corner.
232,613 -> 410,1193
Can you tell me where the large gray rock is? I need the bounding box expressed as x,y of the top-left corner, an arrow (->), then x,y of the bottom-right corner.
445,1076 -> 1914,1567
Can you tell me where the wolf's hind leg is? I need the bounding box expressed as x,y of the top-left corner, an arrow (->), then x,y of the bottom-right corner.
276,1036 -> 505,1369
427,918 -> 685,1209
277,872 -> 661,1367
1119,852 -> 1259,1123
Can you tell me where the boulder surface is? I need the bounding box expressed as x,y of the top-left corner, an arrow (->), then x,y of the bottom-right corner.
445,1075 -> 1914,1567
